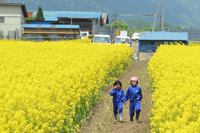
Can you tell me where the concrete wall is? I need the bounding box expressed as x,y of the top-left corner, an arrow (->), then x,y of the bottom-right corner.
131,40 -> 139,55
139,52 -> 146,61
139,52 -> 154,61
131,40 -> 155,61
0,5 -> 25,39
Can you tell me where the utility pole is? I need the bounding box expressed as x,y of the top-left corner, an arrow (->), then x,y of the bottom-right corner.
112,8 -> 117,23
161,0 -> 164,29
152,0 -> 161,31
115,8 -> 117,22
71,0 -> 73,32
160,14 -> 162,30
71,0 -> 73,25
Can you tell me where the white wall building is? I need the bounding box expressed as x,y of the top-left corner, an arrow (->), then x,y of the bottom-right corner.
0,3 -> 28,39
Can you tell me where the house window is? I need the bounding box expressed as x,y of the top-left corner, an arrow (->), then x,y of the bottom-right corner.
0,17 -> 5,24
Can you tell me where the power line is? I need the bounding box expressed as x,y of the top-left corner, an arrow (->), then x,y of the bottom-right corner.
119,14 -> 156,17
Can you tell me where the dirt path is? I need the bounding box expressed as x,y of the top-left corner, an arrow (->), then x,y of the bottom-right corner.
80,61 -> 152,133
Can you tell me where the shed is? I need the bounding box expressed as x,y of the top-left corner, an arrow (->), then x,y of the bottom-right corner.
138,31 -> 188,61
27,11 -> 109,34
22,24 -> 80,41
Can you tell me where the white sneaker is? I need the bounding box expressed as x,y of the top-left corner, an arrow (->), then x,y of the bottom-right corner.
119,119 -> 123,123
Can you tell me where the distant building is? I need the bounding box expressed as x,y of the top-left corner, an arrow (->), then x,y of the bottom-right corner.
0,3 -> 28,39
26,11 -> 109,34
22,24 -> 80,41
138,31 -> 188,61
22,11 -> 110,41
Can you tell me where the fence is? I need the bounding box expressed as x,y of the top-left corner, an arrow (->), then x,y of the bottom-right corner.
22,34 -> 80,42
22,27 -> 116,42
0,30 -> 3,39
166,29 -> 200,41
0,29 -> 20,40
95,27 -> 116,41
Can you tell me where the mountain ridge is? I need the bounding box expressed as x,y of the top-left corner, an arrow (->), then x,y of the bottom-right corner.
4,0 -> 200,27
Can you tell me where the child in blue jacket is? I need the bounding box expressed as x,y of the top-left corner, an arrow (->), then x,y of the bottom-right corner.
109,80 -> 126,122
125,77 -> 142,123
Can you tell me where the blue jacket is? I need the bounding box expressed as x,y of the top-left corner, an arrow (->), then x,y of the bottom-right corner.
109,88 -> 126,104
125,85 -> 142,102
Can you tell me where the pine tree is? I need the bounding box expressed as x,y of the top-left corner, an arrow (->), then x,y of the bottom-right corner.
35,7 -> 45,21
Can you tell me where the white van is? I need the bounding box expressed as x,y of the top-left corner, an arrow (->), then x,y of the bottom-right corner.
80,31 -> 89,39
115,36 -> 131,46
93,35 -> 111,44
131,33 -> 140,40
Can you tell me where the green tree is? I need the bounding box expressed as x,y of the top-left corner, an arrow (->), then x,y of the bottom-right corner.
176,26 -> 183,29
127,19 -> 153,37
163,23 -> 174,29
105,19 -> 128,30
156,22 -> 174,29
189,27 -> 195,29
127,19 -> 137,29
127,19 -> 152,29
35,7 -> 45,21
25,15 -> 36,24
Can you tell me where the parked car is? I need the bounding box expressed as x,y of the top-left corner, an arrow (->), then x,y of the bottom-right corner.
80,31 -> 89,39
131,33 -> 140,40
115,36 -> 131,46
93,35 -> 111,44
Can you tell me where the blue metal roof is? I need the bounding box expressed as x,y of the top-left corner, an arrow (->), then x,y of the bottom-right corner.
139,31 -> 188,41
57,12 -> 101,18
31,11 -> 101,21
22,24 -> 79,29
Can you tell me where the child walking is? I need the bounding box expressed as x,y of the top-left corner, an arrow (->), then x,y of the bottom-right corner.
109,80 -> 126,122
125,77 -> 143,123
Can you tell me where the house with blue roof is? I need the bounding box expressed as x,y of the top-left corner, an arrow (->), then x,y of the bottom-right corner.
26,11 -> 108,33
22,11 -> 109,41
27,11 -> 108,24
138,31 -> 188,61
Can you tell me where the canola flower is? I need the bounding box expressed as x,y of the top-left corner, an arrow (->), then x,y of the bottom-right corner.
148,44 -> 200,133
0,39 -> 133,133
189,42 -> 200,46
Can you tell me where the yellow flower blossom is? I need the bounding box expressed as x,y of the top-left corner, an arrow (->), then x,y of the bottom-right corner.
148,44 -> 200,132
0,39 -> 132,132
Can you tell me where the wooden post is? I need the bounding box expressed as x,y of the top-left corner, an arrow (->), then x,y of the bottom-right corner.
115,29 -> 119,39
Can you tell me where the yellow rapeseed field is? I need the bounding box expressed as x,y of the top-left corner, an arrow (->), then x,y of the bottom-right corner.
0,39 -> 132,133
148,44 -> 200,133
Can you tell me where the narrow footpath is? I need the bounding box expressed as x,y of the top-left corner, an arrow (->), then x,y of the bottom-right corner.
80,61 -> 152,133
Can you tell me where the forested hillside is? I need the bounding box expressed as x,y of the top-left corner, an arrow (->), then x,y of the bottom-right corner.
4,0 -> 200,27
